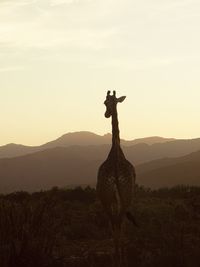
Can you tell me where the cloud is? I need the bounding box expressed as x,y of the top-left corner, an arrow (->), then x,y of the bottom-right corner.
0,0 -> 38,7
0,0 -> 118,53
0,0 -> 200,70
50,0 -> 77,6
50,0 -> 95,6
0,66 -> 25,72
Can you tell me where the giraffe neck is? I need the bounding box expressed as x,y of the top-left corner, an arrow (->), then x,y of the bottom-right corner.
108,105 -> 125,161
111,106 -> 120,149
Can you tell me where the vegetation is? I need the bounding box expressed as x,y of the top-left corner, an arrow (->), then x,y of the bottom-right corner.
0,185 -> 200,267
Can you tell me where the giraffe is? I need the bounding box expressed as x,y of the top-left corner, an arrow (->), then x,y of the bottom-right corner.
96,90 -> 136,267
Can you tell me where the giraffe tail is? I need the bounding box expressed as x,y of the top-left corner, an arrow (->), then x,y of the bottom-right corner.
126,212 -> 139,227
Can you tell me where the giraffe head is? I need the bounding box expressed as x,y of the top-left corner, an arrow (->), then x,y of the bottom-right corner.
104,90 -> 126,118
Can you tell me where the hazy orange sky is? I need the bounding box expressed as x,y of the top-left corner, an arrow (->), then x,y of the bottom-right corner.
1,0 -> 200,145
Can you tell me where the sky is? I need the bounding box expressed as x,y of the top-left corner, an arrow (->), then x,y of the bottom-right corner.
0,0 -> 200,145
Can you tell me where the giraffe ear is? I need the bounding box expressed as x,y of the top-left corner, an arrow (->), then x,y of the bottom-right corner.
117,96 -> 126,103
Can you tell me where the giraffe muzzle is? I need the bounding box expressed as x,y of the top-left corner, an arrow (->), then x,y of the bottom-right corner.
105,111 -> 111,118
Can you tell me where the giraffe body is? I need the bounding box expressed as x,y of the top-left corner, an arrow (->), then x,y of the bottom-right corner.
97,147 -> 135,225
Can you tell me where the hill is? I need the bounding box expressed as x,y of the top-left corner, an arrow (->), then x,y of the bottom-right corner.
0,131 -> 174,159
1,186 -> 200,267
0,146 -> 105,193
1,143 -> 200,192
0,143 -> 40,158
137,150 -> 200,188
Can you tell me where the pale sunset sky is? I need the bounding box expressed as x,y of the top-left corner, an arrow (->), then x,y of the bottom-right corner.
0,0 -> 200,145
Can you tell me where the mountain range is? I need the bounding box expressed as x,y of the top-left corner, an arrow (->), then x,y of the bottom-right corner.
0,131 -> 174,159
137,150 -> 200,188
1,131 -> 200,193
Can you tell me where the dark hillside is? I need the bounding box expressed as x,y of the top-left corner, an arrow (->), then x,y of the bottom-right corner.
0,186 -> 200,267
137,150 -> 200,188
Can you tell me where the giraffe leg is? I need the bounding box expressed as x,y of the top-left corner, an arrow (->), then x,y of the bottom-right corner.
112,223 -> 123,267
120,225 -> 128,267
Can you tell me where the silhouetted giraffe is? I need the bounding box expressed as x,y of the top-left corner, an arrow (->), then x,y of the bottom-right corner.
97,90 -> 136,267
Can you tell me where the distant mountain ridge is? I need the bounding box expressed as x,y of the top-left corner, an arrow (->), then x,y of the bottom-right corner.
137,150 -> 200,188
0,146 -> 103,193
45,132 -> 175,147
1,140 -> 200,192
1,131 -> 200,193
0,131 -> 174,159
0,144 -> 40,159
